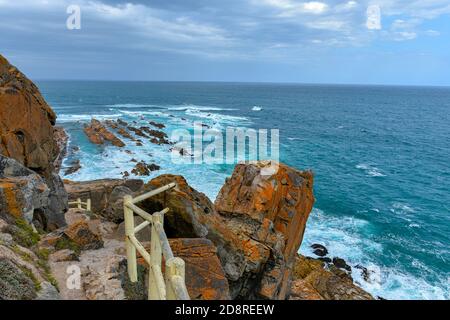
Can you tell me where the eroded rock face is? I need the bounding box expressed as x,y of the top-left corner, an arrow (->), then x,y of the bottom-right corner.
213,161 -> 315,299
0,155 -> 49,224
0,55 -> 67,229
53,126 -> 69,173
141,161 -> 315,300
64,179 -> 144,222
169,238 -> 231,300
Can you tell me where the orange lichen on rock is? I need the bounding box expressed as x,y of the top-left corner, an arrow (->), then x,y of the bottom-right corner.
83,119 -> 125,147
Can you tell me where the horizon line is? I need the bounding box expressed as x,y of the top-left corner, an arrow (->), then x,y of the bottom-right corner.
33,79 -> 450,89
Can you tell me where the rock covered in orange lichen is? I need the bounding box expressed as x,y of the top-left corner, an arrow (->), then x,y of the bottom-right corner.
0,54 -> 67,229
213,161 -> 315,299
169,238 -> 231,300
0,155 -> 50,223
142,161 -> 315,299
84,119 -> 125,147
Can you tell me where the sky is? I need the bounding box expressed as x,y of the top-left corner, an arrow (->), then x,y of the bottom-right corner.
0,0 -> 449,85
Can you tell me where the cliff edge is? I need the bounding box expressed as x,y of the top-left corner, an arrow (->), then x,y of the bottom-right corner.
0,54 -> 67,230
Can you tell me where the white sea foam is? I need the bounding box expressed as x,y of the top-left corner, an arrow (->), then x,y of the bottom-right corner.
300,208 -> 449,300
356,163 -> 386,177
168,104 -> 236,112
57,114 -> 122,123
107,103 -> 165,109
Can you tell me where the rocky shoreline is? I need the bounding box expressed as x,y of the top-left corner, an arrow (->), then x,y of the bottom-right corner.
0,53 -> 373,300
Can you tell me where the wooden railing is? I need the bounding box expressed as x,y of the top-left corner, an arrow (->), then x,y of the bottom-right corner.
68,198 -> 91,211
123,182 -> 190,300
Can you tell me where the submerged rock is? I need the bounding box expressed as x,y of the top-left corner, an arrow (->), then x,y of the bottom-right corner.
131,161 -> 161,176
64,159 -> 81,176
149,121 -> 165,129
311,244 -> 328,257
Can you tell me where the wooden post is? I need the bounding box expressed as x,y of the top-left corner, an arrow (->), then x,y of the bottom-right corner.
124,195 -> 137,282
77,198 -> 81,209
166,258 -> 187,300
86,198 -> 91,211
149,213 -> 163,300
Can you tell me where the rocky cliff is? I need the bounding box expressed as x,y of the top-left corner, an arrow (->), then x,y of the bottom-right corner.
139,161 -> 315,299
0,54 -> 67,229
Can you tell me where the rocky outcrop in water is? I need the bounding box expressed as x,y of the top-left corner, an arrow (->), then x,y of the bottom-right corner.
131,161 -> 161,176
84,119 -> 125,147
0,54 -> 68,229
289,255 -> 374,300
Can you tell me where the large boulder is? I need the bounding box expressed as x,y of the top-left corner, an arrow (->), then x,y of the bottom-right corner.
0,55 -> 67,229
64,179 -> 144,222
140,161 -> 315,299
0,155 -> 49,224
167,238 -> 230,300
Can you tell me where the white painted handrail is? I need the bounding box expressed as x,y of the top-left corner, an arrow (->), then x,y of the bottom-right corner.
68,198 -> 91,211
123,183 -> 190,300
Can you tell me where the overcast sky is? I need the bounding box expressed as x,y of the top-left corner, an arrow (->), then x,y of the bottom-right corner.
0,0 -> 449,85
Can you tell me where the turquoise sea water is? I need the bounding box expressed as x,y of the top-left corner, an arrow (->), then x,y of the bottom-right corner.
38,81 -> 450,300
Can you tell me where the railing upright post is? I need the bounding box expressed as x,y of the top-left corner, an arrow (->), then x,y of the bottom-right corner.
124,195 -> 137,282
86,198 -> 91,211
77,198 -> 81,209
166,258 -> 187,300
149,213 -> 163,300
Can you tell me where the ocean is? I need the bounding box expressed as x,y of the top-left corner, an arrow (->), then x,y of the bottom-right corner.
38,81 -> 450,300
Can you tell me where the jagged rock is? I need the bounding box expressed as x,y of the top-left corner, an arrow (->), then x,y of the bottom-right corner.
311,244 -> 328,257
131,161 -> 161,176
84,119 -> 125,147
149,121 -> 165,129
289,279 -> 324,300
169,238 -> 231,300
64,220 -> 104,250
64,159 -> 81,176
139,175 -> 212,238
140,127 -> 170,145
290,255 -> 373,300
127,126 -> 149,138
140,161 -> 315,300
104,120 -> 118,130
0,155 -> 50,223
53,126 -> 69,173
117,128 -> 136,141
49,249 -> 79,262
64,179 -> 144,223
212,161 -> 315,299
333,257 -> 352,273
0,55 -> 68,229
